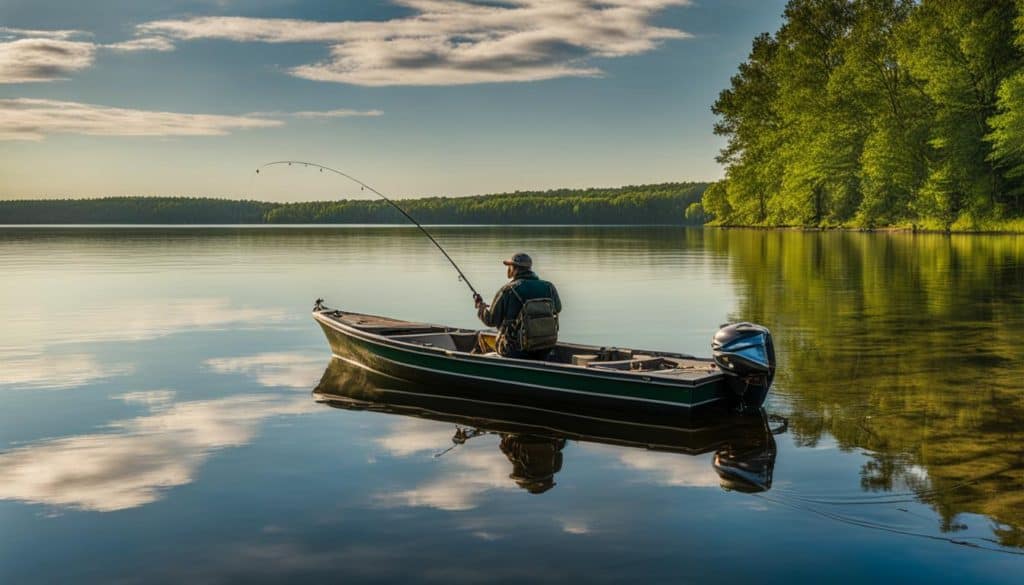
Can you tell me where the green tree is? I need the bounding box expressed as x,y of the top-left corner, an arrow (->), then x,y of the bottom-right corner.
987,0 -> 1024,213
898,0 -> 1021,225
710,32 -> 782,224
841,0 -> 931,226
772,0 -> 859,226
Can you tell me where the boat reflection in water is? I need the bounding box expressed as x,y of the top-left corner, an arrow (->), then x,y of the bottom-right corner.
313,359 -> 786,494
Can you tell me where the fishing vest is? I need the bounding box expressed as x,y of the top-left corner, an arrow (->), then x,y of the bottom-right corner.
507,284 -> 559,352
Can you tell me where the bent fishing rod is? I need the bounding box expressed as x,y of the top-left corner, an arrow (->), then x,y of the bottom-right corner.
257,160 -> 480,299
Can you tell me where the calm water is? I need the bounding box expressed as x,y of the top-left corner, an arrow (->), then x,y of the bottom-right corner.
1,226 -> 1022,583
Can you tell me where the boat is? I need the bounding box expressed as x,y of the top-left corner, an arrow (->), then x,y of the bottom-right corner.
313,359 -> 786,493
312,300 -> 776,418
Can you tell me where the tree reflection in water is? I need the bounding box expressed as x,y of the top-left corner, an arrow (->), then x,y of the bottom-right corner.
704,229 -> 1024,548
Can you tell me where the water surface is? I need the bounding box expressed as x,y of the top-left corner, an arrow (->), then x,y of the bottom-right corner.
1,226 -> 1022,583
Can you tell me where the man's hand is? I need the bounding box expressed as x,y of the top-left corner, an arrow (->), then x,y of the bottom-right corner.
473,293 -> 484,309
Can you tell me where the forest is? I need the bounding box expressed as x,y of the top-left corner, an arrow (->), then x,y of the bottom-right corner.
0,183 -> 707,225
702,0 -> 1024,231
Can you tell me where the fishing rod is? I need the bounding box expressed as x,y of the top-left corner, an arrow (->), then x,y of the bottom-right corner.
257,160 -> 480,299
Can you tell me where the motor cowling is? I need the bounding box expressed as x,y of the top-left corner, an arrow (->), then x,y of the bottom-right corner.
712,322 -> 775,387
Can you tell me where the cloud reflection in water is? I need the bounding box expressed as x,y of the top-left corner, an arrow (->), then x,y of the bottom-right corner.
4,298 -> 291,350
0,347 -> 328,512
205,351 -> 327,389
0,298 -> 291,391
374,419 -> 517,511
0,350 -> 132,389
0,392 -> 316,511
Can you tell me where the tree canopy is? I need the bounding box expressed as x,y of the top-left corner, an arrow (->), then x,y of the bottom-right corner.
707,0 -> 1024,230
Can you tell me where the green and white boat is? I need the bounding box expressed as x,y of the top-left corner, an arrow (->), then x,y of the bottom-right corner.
313,300 -> 776,420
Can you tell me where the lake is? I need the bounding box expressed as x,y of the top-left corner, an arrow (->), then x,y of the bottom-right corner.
1,226 -> 1022,583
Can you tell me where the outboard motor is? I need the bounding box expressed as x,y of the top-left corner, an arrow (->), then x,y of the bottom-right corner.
712,322 -> 776,410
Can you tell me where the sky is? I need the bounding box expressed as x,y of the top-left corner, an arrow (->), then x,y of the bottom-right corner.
0,0 -> 786,201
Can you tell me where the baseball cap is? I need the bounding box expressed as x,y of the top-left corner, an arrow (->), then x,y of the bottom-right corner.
502,252 -> 533,268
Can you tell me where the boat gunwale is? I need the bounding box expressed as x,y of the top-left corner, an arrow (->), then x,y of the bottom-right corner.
313,308 -> 725,390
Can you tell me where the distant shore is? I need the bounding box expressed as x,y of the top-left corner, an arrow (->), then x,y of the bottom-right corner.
0,183 -> 707,225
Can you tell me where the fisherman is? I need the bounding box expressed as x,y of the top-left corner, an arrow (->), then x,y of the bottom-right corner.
474,253 -> 562,359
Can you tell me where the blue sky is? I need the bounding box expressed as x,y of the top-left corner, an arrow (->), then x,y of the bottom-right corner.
0,1 -> 785,200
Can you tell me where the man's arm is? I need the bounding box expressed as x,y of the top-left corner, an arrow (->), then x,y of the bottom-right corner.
549,283 -> 562,314
477,287 -> 507,327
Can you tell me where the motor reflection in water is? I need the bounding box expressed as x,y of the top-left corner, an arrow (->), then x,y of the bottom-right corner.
313,359 -> 787,494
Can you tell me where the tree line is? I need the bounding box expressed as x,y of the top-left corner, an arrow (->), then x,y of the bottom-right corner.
0,183 -> 707,225
702,0 -> 1024,230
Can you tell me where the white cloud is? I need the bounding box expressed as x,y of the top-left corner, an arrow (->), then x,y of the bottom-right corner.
290,108 -> 383,119
0,38 -> 96,83
114,390 -> 177,405
0,98 -> 282,141
0,27 -> 175,83
205,352 -> 327,389
0,393 -> 316,511
104,37 -> 176,52
560,519 -> 590,534
0,27 -> 89,41
247,108 -> 384,119
138,0 -> 692,86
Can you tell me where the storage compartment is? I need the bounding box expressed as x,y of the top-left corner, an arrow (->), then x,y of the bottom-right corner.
572,354 -> 599,366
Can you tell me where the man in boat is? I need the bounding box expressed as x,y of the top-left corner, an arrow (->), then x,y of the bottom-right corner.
474,253 -> 562,359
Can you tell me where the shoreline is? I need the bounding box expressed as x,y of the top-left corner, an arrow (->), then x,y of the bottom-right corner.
0,223 -> 1021,234
708,224 -> 1024,235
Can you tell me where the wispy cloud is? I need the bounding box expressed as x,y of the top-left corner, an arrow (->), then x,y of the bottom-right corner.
114,390 -> 177,405
104,36 -> 176,53
0,38 -> 97,83
0,27 -> 90,41
138,0 -> 692,86
0,28 -> 173,83
246,108 -> 384,119
290,108 -> 383,119
0,98 -> 282,141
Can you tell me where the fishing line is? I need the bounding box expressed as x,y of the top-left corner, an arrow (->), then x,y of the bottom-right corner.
257,160 -> 480,298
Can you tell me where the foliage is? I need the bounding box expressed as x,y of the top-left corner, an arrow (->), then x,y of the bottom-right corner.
708,0 -> 1024,228
0,183 -> 708,225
